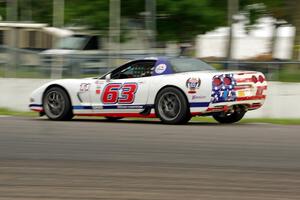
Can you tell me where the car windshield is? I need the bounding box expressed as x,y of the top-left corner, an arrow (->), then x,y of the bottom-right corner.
170,58 -> 216,73
55,36 -> 88,50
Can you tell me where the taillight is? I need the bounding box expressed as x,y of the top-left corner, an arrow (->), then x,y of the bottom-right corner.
252,75 -> 258,83
213,77 -> 222,86
223,77 -> 232,85
258,75 -> 265,83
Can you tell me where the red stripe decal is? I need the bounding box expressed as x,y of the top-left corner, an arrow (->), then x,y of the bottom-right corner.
206,105 -> 229,113
249,103 -> 262,109
236,78 -> 253,83
76,113 -> 157,118
31,108 -> 44,112
234,86 -> 251,90
236,95 -> 266,101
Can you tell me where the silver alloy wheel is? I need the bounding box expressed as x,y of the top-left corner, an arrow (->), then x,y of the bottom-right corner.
158,92 -> 182,121
44,90 -> 65,118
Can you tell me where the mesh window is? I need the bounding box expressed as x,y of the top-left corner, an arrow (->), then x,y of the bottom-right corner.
113,60 -> 156,79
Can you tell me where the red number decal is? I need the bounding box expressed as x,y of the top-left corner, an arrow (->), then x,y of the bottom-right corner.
101,83 -> 122,104
101,83 -> 138,104
119,83 -> 138,104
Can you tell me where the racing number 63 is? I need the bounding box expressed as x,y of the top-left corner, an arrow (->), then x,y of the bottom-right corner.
101,83 -> 138,104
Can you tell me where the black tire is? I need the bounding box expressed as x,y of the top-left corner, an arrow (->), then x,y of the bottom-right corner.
213,105 -> 246,124
155,87 -> 190,124
105,117 -> 123,121
43,87 -> 73,121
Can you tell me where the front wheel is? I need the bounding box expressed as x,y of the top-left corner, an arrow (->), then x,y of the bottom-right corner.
213,105 -> 246,124
43,87 -> 73,121
155,87 -> 190,124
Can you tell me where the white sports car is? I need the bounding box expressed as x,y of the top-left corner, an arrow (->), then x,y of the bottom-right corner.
29,57 -> 267,124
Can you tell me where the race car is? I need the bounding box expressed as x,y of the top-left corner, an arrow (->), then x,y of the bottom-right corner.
29,57 -> 267,124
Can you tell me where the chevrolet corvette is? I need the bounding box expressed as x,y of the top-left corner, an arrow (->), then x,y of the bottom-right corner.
29,57 -> 267,124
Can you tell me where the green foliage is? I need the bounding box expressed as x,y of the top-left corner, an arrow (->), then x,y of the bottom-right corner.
0,1 -> 5,21
0,0 -> 287,42
241,0 -> 285,18
156,0 -> 227,42
65,0 -> 109,30
31,0 -> 53,24
240,0 -> 285,25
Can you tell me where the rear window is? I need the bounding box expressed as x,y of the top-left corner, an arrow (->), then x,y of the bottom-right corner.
170,58 -> 216,73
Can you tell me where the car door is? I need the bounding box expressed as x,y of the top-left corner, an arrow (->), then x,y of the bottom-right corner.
90,60 -> 156,114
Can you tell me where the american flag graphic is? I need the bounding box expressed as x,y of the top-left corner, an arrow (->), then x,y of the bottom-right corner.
211,74 -> 237,103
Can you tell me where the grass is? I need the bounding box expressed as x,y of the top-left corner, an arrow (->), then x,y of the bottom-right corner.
191,117 -> 300,125
0,108 -> 37,117
277,68 -> 300,82
1,108 -> 300,125
242,118 -> 300,125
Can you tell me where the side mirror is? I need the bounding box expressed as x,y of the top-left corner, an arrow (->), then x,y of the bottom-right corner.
105,74 -> 111,82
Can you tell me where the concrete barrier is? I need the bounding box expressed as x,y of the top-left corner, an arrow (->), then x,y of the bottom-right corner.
1,78 -> 300,118
246,82 -> 300,118
0,78 -> 53,112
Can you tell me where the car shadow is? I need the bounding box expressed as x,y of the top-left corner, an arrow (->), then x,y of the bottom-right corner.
71,118 -> 249,126
35,116 -> 249,126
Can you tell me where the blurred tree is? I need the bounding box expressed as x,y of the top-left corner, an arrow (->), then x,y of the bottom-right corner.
3,0 -> 296,47
240,1 -> 284,59
240,0 -> 284,21
284,1 -> 300,60
27,0 -> 53,24
240,0 -> 300,60
0,1 -> 6,20
64,0 -> 109,31
156,0 -> 227,42
65,0 -> 229,43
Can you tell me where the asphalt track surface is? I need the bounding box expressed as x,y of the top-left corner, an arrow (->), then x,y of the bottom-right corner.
0,116 -> 300,200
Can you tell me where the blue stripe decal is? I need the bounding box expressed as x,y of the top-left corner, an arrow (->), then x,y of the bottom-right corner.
72,103 -> 209,110
29,104 -> 42,107
73,105 -> 154,110
190,102 -> 210,107
103,105 -> 153,109
73,105 -> 93,110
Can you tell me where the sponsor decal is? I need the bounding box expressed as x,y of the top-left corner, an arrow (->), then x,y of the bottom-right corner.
95,85 -> 102,94
93,106 -> 103,110
94,82 -> 103,94
155,64 -> 167,74
192,95 -> 206,100
79,83 -> 91,92
186,78 -> 201,93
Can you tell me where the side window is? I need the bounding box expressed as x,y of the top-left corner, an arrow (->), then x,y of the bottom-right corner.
84,36 -> 99,50
111,61 -> 156,79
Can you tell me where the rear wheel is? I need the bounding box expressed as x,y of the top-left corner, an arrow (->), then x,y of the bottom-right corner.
155,87 -> 190,124
43,87 -> 73,121
213,105 -> 246,124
